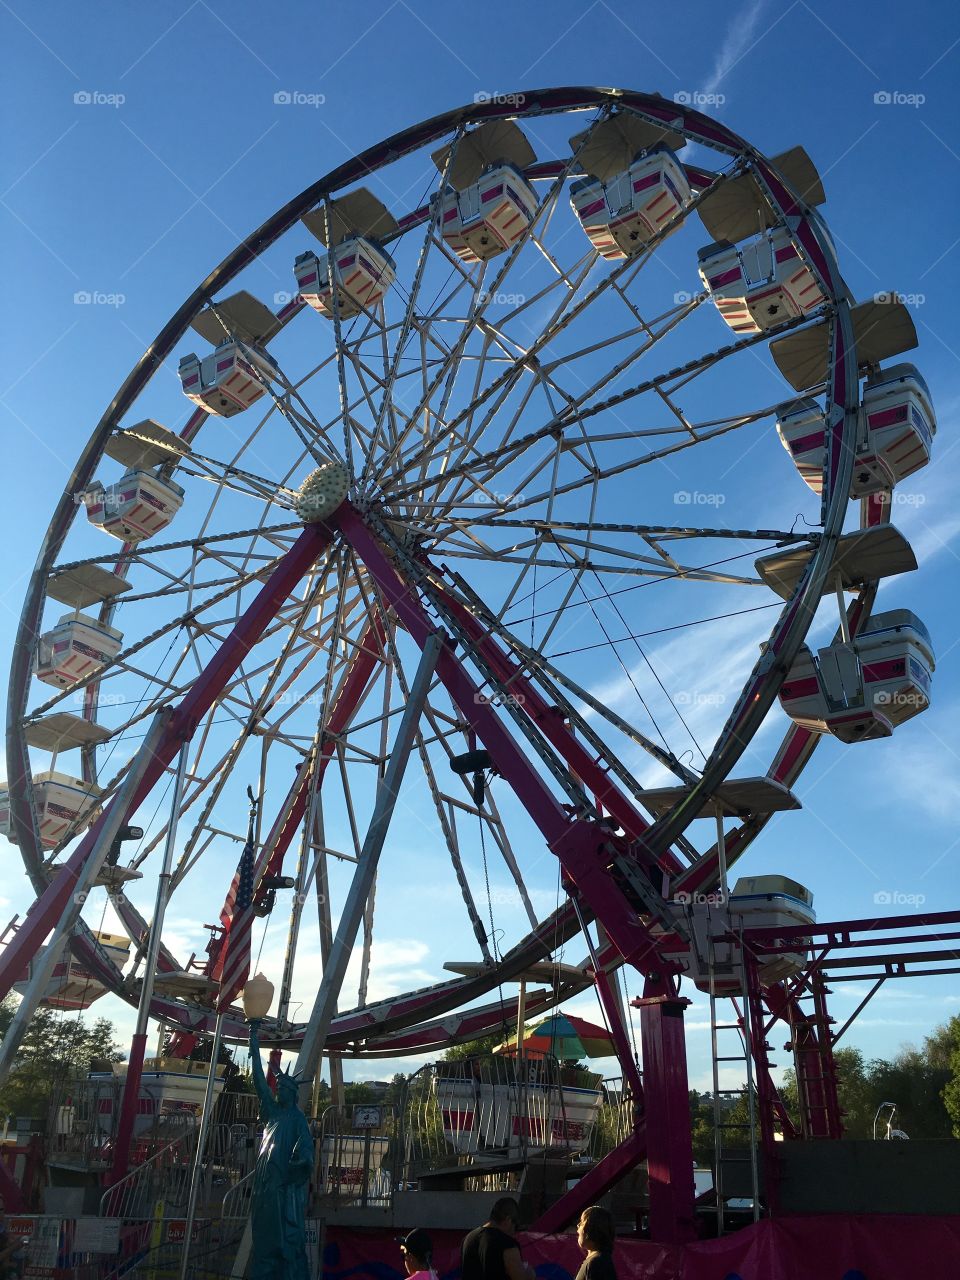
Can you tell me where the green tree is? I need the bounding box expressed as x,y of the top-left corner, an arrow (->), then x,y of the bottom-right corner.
689,1090 -> 715,1165
780,1036 -> 958,1140
382,1072 -> 407,1108
931,1015 -> 960,1136
871,1044 -> 951,1139
441,1034 -> 501,1061
344,1081 -> 377,1104
0,997 -> 124,1124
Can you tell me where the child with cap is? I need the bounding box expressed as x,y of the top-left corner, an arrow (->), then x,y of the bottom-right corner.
400,1228 -> 437,1280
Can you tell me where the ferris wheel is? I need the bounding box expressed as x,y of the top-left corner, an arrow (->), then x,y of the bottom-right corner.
0,89 -> 936,1092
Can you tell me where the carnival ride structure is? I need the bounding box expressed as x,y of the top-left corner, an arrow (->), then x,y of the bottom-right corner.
0,87 -> 954,1257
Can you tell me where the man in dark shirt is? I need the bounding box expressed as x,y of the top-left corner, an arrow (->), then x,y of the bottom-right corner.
461,1198 -> 530,1280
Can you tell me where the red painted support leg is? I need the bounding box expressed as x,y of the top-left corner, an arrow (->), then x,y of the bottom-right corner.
105,1032 -> 148,1193
635,975 -> 696,1243
810,970 -> 842,1137
0,524 -> 332,1004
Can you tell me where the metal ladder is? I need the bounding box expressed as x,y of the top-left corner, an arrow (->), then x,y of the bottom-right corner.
707,924 -> 760,1235
785,971 -> 841,1138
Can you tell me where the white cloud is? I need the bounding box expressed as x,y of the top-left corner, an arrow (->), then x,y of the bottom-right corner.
873,702 -> 960,826
703,0 -> 770,97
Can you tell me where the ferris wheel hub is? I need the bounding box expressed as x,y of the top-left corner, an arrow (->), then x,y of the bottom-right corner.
294,462 -> 350,523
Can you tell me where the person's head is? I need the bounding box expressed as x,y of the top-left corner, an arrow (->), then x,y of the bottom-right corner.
488,1197 -> 522,1236
400,1229 -> 433,1274
577,1206 -> 614,1255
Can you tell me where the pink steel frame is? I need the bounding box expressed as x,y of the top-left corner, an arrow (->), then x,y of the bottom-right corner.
334,504 -> 699,1241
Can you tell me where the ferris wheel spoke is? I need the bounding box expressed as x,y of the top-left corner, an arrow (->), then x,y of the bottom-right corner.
414,400 -> 783,529
132,561 -> 346,876
427,410 -> 777,528
442,516 -> 810,543
385,165 -> 738,493
360,140 -> 462,487
422,698 -> 541,935
177,605 -> 391,928
371,269 -> 493,488
434,544 -> 760,586
371,154 -> 602,490
389,309 -> 815,509
439,568 -> 699,797
174,453 -> 300,510
533,298 -> 702,421
357,563 -> 542,944
408,708 -> 495,961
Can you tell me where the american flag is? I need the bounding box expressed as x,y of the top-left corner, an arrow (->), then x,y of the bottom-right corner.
216,828 -> 256,1014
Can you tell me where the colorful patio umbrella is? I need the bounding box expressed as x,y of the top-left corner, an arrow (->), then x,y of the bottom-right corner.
519,1012 -> 615,1059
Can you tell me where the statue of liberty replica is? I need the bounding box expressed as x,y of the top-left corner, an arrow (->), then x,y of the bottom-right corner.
249,1022 -> 314,1279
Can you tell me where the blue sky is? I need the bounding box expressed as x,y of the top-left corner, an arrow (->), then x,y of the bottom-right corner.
2,0 -> 959,1102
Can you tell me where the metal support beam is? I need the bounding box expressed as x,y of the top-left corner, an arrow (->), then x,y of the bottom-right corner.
636,975 -> 696,1244
178,1012 -> 226,1280
109,738 -> 190,1185
764,980 -> 840,1140
831,976 -> 885,1045
336,505 -> 672,975
296,632 -> 442,1082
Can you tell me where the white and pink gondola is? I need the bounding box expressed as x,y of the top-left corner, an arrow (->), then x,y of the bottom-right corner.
437,162 -> 539,264
295,237 -> 396,319
178,339 -> 280,418
776,363 -> 936,497
433,1055 -> 603,1157
35,612 -> 123,689
780,609 -> 934,743
698,227 -> 826,334
671,874 -> 816,996
81,468 -> 185,544
0,771 -> 101,849
13,932 -> 130,1011
570,145 -> 691,259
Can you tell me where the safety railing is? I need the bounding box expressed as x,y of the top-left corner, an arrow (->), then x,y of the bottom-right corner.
315,1104 -> 397,1208
221,1167 -> 256,1222
399,1054 -> 605,1180
99,1129 -> 195,1219
588,1075 -> 636,1160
